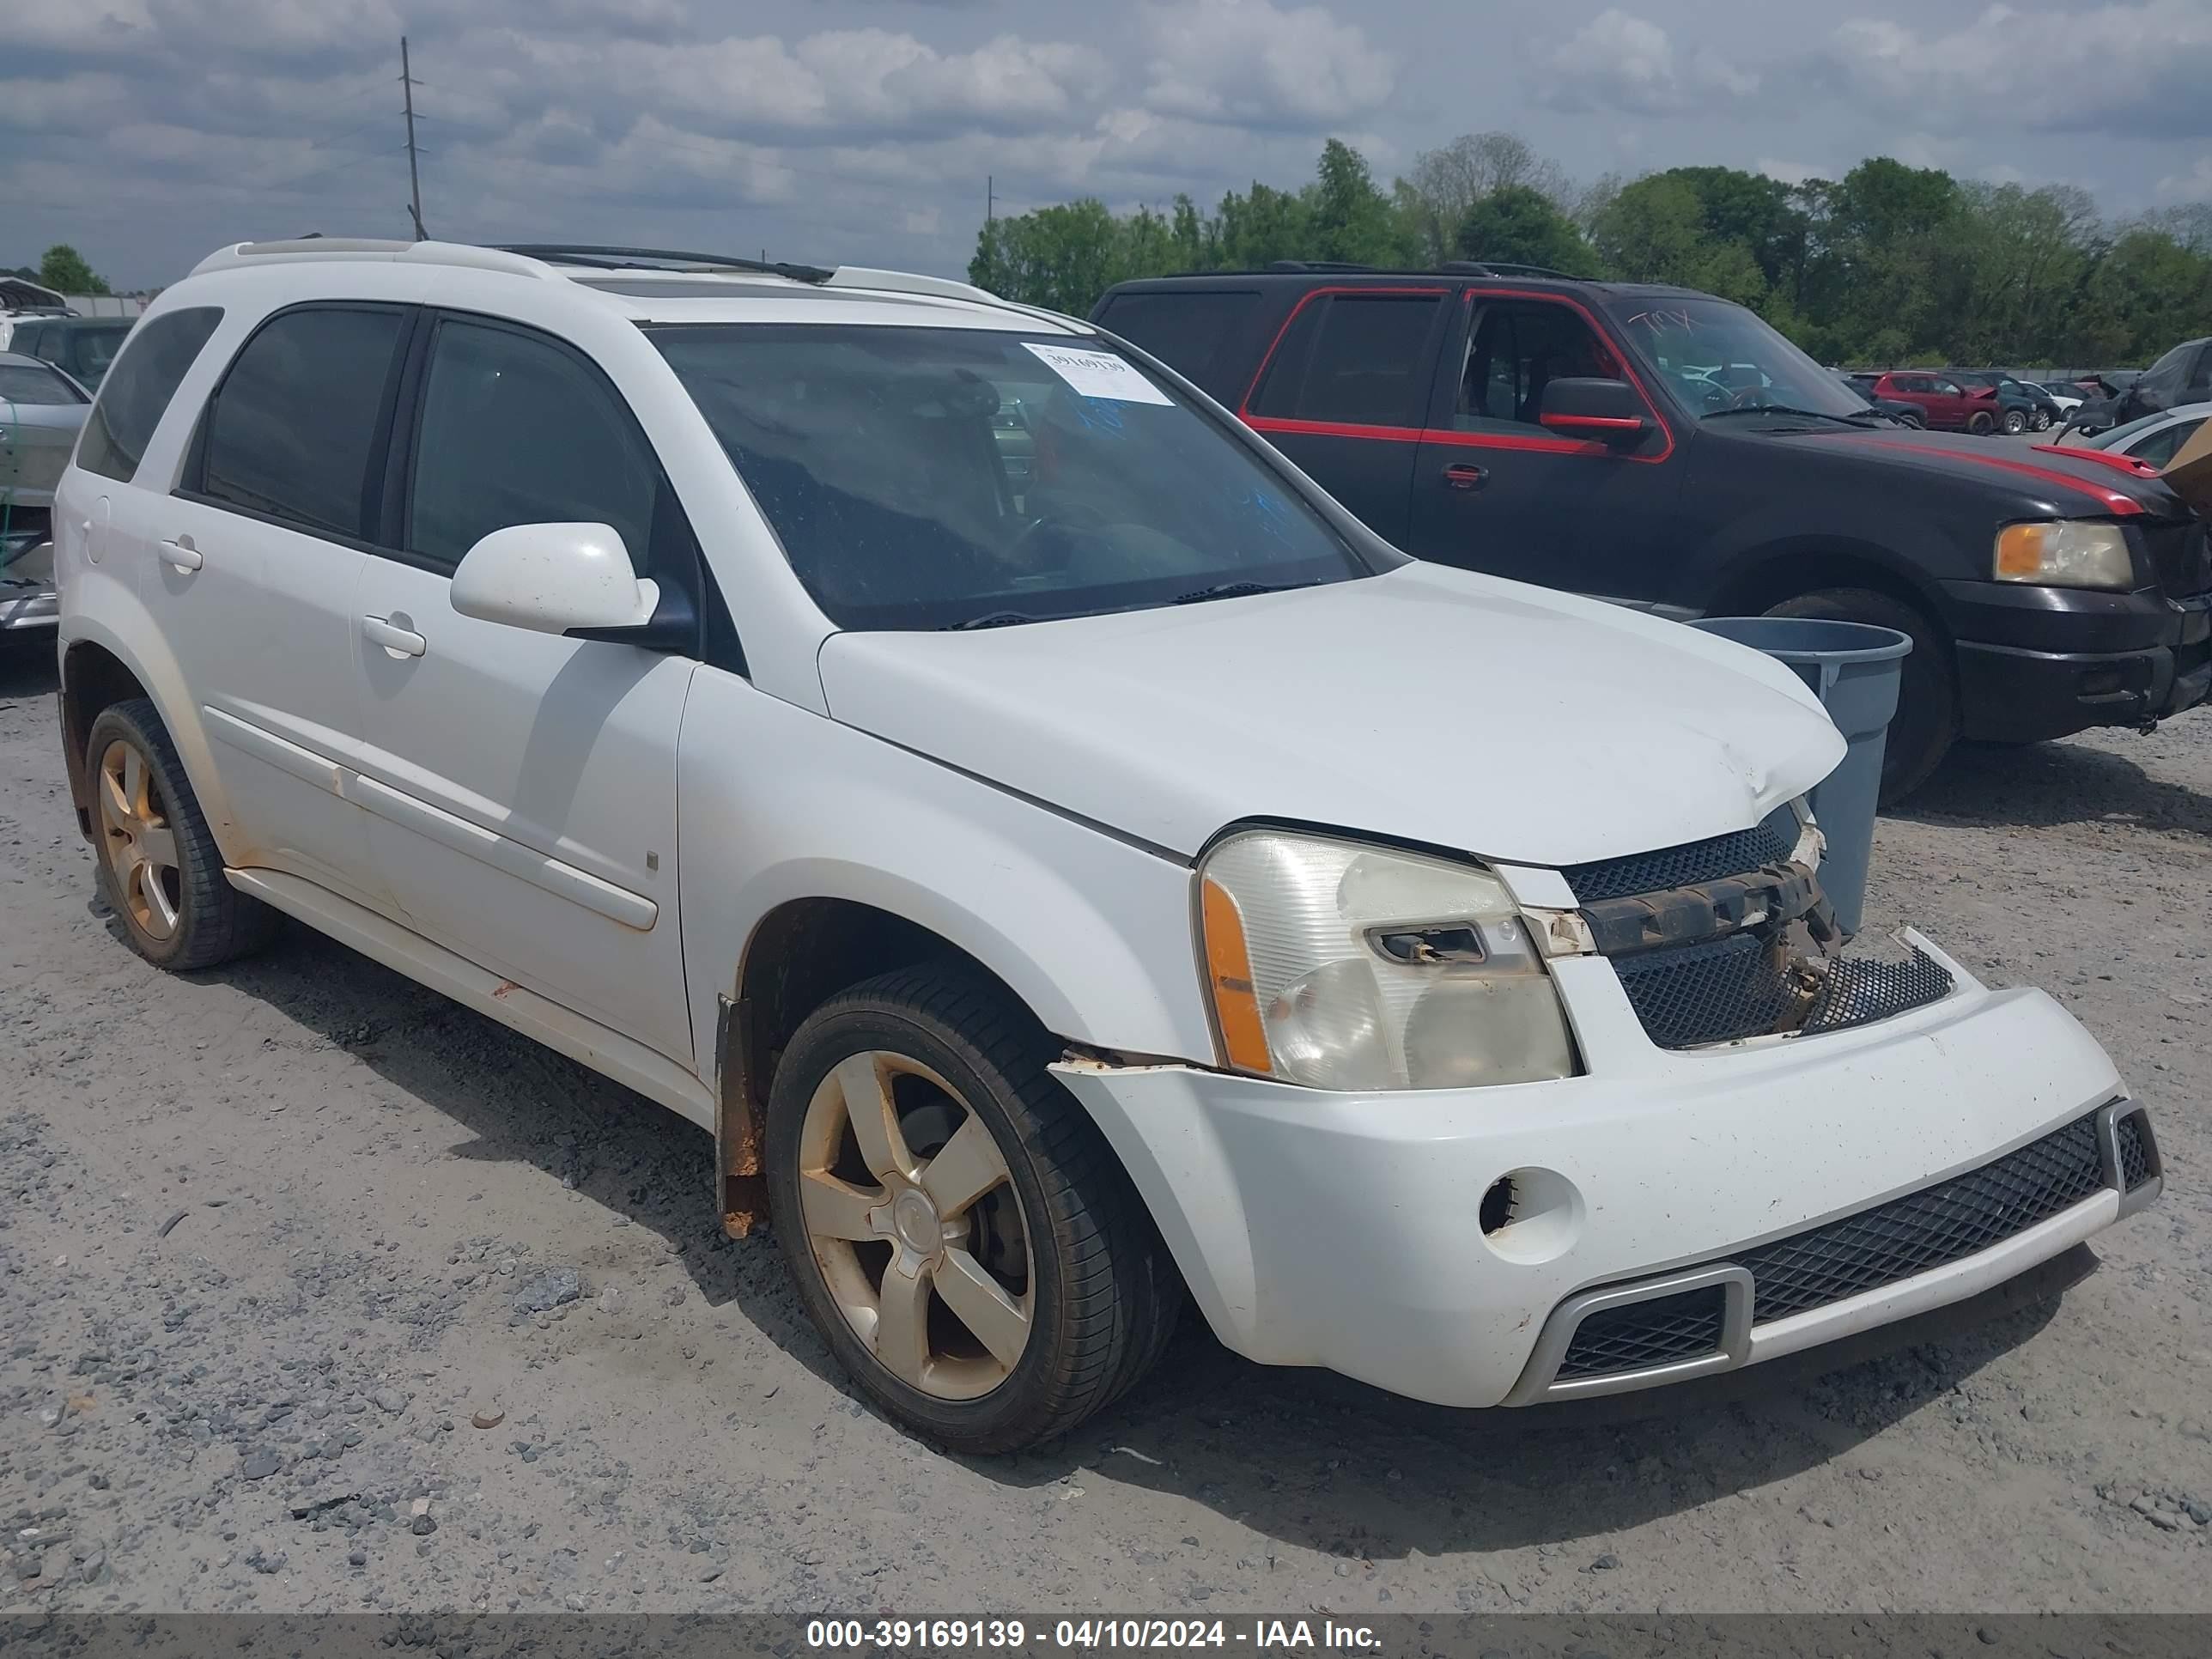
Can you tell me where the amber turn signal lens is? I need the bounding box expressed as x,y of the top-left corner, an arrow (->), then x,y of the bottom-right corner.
1200,876 -> 1272,1074
1994,522 -> 2051,579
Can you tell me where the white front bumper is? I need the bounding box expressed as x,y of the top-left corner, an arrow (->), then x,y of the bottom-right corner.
1053,935 -> 2148,1410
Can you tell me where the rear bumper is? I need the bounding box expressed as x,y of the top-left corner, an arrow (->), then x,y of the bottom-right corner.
1945,580 -> 2212,741
0,577 -> 58,635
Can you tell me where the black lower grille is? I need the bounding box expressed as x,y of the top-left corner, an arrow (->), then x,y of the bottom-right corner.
2117,1113 -> 2154,1189
1563,805 -> 1800,904
1613,935 -> 1953,1049
1556,1286 -> 1727,1380
1738,1112 -> 2106,1323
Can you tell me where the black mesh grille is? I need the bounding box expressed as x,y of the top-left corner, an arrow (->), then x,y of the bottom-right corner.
1562,805 -> 1800,904
1613,936 -> 1953,1049
1556,1286 -> 1728,1380
2117,1114 -> 2153,1189
1738,1113 -> 2106,1323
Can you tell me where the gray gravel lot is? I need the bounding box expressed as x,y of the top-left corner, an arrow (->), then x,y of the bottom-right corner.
3,641 -> 2208,1615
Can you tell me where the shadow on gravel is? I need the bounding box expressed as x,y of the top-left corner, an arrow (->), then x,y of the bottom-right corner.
198,922 -> 2095,1559
1899,733 -> 2212,836
0,644 -> 60,700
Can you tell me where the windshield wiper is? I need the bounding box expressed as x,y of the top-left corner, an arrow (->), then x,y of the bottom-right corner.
943,609 -> 1054,631
1172,580 -> 1316,605
1704,404 -> 1885,428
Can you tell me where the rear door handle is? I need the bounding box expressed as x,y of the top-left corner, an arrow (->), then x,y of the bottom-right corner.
159,538 -> 203,572
1441,462 -> 1488,492
362,616 -> 427,658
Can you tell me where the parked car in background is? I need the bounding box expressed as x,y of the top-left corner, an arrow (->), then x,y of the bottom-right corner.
1864,370 -> 2000,434
1838,371 -> 1925,427
7,316 -> 136,391
1947,370 -> 2059,434
1,350 -> 89,644
2027,380 -> 2087,418
49,238 -> 2166,1453
2059,402 -> 2212,470
1095,266 -> 2212,799
2105,339 -> 2212,428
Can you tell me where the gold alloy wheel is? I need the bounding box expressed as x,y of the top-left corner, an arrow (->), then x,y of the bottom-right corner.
94,738 -> 183,943
798,1049 -> 1036,1400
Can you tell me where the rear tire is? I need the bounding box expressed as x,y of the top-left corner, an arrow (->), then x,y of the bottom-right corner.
85,699 -> 281,970
1763,589 -> 1956,805
2001,408 -> 2027,435
2031,409 -> 2053,431
765,962 -> 1177,1454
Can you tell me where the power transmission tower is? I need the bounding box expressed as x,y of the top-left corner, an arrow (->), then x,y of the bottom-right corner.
400,36 -> 428,241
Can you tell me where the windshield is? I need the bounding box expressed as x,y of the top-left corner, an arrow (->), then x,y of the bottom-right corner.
1603,295 -> 1867,420
0,362 -> 82,404
653,324 -> 1372,629
2080,410 -> 2177,452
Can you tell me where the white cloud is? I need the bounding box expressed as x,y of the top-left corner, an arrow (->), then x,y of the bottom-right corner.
2156,155 -> 2212,203
1756,158 -> 1825,187
1535,9 -> 1756,117
1141,0 -> 1395,126
1819,1 -> 2212,137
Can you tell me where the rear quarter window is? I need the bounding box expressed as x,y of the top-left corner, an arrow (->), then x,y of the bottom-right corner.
77,307 -> 225,484
1093,289 -> 1261,393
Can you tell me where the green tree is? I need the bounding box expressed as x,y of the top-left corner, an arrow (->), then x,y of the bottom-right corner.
1306,139 -> 1414,265
1453,185 -> 1597,274
38,244 -> 109,295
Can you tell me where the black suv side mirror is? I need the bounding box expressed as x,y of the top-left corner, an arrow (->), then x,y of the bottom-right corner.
1537,377 -> 1651,445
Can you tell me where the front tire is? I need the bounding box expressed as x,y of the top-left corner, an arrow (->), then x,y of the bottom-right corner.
2001,408 -> 2027,435
765,963 -> 1176,1454
1968,410 -> 1996,436
86,699 -> 280,970
2031,409 -> 2053,431
1763,589 -> 1957,805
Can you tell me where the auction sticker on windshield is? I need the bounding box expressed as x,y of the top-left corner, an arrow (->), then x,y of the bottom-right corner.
1024,342 -> 1174,404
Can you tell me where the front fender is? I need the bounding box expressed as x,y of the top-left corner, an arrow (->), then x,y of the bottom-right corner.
676,669 -> 1217,1077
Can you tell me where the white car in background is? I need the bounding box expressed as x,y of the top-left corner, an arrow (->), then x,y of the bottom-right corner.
2059,401 -> 2212,470
1,349 -> 91,643
47,239 -> 2163,1453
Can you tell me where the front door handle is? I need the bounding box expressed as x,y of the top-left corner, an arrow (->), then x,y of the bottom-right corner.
1441,461 -> 1488,492
362,616 -> 427,658
160,538 -> 203,572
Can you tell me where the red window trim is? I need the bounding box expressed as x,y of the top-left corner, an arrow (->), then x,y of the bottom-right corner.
1236,284 -> 1450,421
1540,411 -> 1646,432
1235,282 -> 1675,464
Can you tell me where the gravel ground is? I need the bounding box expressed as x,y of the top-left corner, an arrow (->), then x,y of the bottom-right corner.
3,642 -> 2208,1616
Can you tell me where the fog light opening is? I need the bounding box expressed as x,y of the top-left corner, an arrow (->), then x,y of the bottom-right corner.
1480,1166 -> 1584,1265
1479,1176 -> 1516,1236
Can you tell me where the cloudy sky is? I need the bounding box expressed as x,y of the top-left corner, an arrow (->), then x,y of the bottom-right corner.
8,0 -> 2210,290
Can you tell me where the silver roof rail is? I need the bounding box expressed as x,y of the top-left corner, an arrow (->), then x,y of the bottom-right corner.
189,240 -> 559,281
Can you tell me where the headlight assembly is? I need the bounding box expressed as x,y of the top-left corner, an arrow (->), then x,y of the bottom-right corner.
1993,520 -> 2135,590
1197,830 -> 1577,1091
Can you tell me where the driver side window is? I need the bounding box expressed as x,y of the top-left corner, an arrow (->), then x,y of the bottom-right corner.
1454,300 -> 1618,432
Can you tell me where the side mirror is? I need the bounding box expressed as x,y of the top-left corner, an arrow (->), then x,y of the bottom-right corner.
449,523 -> 659,637
1537,377 -> 1651,444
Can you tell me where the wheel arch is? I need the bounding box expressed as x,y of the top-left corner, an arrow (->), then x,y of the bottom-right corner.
1705,537 -> 1954,648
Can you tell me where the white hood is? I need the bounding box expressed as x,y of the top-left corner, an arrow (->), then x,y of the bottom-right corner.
817,564 -> 1845,868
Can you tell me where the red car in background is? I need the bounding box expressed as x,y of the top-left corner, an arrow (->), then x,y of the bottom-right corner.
1868,371 -> 2002,434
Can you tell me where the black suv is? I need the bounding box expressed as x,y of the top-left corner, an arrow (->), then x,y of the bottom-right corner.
1092,265 -> 2211,798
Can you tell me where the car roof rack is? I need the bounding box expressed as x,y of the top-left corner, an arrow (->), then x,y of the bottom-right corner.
1264,259 -> 1378,273
491,245 -> 835,284
1437,259 -> 1588,280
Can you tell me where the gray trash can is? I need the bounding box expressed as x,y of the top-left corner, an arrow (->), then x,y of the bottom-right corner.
1687,617 -> 1911,937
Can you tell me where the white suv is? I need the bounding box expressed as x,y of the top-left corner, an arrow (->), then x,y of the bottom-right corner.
51,240 -> 2160,1453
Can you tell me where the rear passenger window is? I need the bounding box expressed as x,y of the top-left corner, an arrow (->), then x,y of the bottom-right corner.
1094,290 -> 1261,391
197,307 -> 403,538
405,317 -> 656,572
1249,293 -> 1444,428
76,307 -> 224,484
